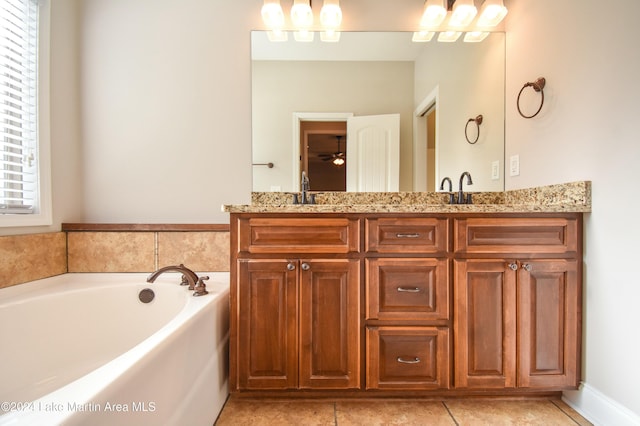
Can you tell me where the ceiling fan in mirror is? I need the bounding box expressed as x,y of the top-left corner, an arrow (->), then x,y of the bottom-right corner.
318,135 -> 346,167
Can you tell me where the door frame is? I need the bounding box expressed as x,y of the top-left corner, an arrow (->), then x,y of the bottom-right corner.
293,112 -> 354,191
413,86 -> 439,192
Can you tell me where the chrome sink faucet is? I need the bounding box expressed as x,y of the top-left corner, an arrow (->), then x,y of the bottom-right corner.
147,264 -> 209,296
458,171 -> 473,204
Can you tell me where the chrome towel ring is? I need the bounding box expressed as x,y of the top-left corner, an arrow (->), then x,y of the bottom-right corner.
465,115 -> 483,144
517,77 -> 546,119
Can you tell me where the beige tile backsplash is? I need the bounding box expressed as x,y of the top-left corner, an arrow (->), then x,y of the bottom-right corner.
0,232 -> 67,289
0,229 -> 230,288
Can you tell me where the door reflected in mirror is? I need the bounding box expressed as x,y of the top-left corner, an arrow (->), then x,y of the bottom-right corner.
251,31 -> 505,193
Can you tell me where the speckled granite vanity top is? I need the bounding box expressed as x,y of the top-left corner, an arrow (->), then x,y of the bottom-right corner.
223,181 -> 591,213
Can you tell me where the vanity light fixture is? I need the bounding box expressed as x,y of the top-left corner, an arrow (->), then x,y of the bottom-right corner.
420,0 -> 447,28
412,30 -> 436,42
449,0 -> 477,27
320,0 -> 342,28
477,0 -> 508,27
332,157 -> 345,167
463,31 -> 489,42
291,0 -> 314,29
261,0 -> 285,29
437,30 -> 462,42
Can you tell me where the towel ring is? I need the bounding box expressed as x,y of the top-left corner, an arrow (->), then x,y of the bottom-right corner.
517,77 -> 546,119
465,115 -> 483,144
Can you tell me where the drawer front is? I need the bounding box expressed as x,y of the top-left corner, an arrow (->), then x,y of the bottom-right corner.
366,258 -> 449,321
455,217 -> 579,255
366,217 -> 448,253
366,326 -> 450,389
239,217 -> 360,254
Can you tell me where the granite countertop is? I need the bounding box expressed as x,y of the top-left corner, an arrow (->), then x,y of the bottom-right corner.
222,181 -> 591,214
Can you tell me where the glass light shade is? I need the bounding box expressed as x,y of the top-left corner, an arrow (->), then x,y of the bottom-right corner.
294,30 -> 315,42
420,0 -> 447,28
321,30 -> 341,42
463,31 -> 489,42
477,0 -> 508,27
332,157 -> 345,166
267,29 -> 289,42
437,31 -> 462,42
449,0 -> 477,27
320,0 -> 342,28
261,0 -> 285,28
412,31 -> 435,42
291,0 -> 314,28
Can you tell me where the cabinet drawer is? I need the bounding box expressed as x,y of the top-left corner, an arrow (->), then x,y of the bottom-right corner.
366,217 -> 448,253
238,217 -> 360,254
366,326 -> 450,389
366,258 -> 449,321
454,217 -> 579,255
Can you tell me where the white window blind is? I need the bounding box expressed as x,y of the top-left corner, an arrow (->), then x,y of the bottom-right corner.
0,0 -> 38,214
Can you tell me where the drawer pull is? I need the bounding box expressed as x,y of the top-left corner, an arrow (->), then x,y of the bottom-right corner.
508,262 -> 518,271
287,263 -> 296,271
396,233 -> 420,238
397,356 -> 421,364
301,262 -> 311,271
397,287 -> 421,293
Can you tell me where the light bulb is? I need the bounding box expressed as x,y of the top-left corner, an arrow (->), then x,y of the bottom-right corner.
320,0 -> 342,28
449,0 -> 477,27
291,0 -> 313,28
261,0 -> 284,29
420,0 -> 447,28
477,0 -> 508,27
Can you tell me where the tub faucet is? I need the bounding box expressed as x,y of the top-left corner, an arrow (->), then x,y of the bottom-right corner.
458,171 -> 474,204
147,264 -> 208,296
439,177 -> 455,204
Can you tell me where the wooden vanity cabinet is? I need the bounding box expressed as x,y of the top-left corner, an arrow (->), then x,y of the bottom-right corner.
231,215 -> 361,391
230,212 -> 583,395
453,216 -> 581,390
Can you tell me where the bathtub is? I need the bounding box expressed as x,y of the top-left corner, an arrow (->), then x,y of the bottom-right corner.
0,272 -> 229,425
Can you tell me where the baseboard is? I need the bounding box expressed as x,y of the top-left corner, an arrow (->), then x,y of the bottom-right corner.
563,382 -> 640,426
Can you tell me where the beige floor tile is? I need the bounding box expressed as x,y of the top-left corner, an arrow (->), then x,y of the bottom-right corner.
336,400 -> 455,426
215,399 -> 335,426
445,399 -> 581,426
551,400 -> 593,426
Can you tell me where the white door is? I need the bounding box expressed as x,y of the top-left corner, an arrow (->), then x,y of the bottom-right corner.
346,114 -> 400,192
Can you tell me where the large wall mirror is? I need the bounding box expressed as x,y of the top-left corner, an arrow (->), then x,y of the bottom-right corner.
251,31 -> 505,193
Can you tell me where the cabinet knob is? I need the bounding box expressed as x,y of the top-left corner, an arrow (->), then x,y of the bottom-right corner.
522,263 -> 532,272
397,356 -> 421,364
508,262 -> 518,271
286,263 -> 296,271
301,262 -> 311,271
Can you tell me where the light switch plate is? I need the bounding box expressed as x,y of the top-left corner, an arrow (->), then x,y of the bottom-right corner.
491,160 -> 500,180
509,155 -> 520,176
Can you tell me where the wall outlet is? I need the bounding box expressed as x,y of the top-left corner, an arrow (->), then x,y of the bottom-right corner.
491,160 -> 500,180
509,155 -> 520,176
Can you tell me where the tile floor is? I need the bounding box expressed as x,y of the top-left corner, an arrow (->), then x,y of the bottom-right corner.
215,397 -> 592,425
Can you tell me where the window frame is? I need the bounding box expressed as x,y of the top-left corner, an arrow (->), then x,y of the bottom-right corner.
0,0 -> 51,228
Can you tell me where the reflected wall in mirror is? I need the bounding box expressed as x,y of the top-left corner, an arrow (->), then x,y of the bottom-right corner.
251,31 -> 505,193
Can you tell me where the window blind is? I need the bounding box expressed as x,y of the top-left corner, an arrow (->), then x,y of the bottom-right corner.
0,0 -> 38,214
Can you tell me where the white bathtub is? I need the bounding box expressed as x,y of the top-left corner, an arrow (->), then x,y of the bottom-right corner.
0,272 -> 229,425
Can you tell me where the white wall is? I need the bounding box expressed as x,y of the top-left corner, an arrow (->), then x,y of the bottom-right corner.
505,0 -> 640,423
252,60 -> 414,192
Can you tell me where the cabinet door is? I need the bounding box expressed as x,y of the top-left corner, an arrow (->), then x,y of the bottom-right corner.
367,326 -> 450,390
454,259 -> 517,388
299,259 -> 361,389
237,259 -> 298,389
517,259 -> 580,388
